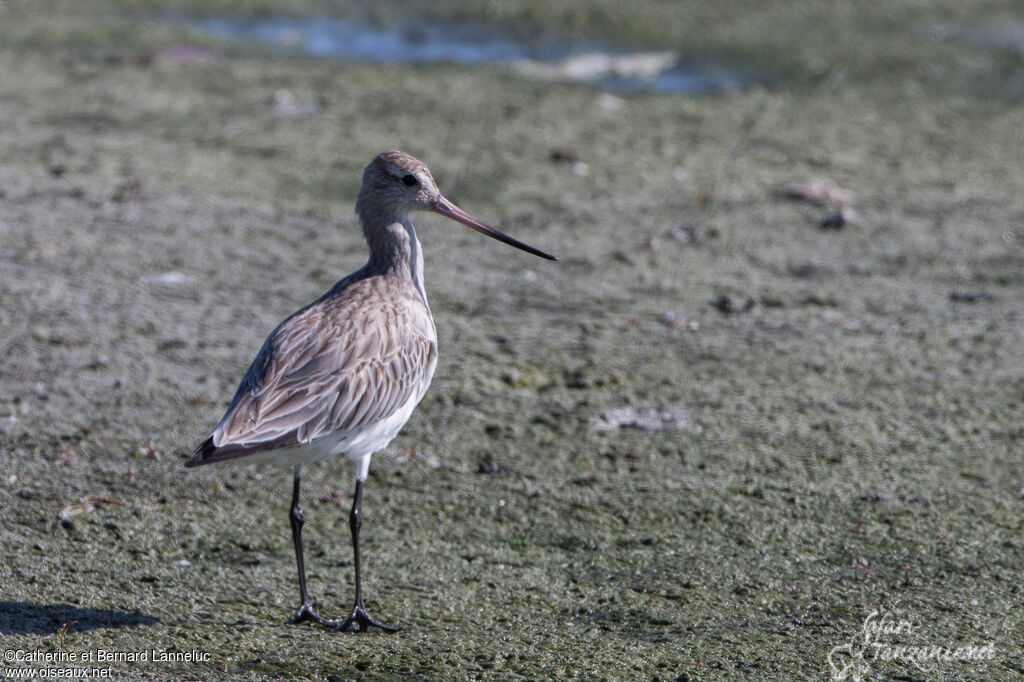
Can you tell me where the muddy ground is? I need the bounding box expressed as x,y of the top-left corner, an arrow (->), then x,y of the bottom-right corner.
1,1 -> 1022,680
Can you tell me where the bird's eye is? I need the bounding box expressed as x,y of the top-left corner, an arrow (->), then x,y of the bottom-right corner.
402,174 -> 418,187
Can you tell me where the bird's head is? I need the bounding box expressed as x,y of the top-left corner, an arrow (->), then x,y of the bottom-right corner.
356,150 -> 557,261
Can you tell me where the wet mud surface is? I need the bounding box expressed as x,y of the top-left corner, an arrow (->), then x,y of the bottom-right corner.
1,1 -> 1022,679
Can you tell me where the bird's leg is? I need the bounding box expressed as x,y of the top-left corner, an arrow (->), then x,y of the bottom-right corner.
338,478 -> 399,632
289,469 -> 340,628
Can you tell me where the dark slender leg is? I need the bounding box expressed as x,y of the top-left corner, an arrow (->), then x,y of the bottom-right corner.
338,478 -> 399,632
290,470 -> 340,627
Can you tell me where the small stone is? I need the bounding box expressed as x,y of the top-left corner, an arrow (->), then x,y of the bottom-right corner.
819,209 -> 846,229
710,294 -> 755,314
142,271 -> 193,286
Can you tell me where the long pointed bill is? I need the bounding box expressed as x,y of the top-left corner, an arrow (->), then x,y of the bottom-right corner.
432,195 -> 557,261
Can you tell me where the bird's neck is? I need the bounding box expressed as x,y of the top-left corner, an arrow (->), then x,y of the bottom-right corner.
360,212 -> 427,302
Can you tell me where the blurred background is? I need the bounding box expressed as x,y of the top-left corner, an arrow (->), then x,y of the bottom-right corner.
1,1 -> 1022,679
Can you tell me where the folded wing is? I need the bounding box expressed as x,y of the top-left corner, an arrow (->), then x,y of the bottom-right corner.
186,284 -> 436,467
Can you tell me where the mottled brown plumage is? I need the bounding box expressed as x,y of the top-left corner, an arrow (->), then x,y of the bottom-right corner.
185,150 -> 555,632
189,273 -> 437,466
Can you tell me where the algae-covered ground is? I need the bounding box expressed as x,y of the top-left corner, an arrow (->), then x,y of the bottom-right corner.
1,1 -> 1023,680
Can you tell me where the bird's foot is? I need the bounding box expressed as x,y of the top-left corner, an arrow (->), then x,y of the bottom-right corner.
292,602 -> 341,629
338,602 -> 400,633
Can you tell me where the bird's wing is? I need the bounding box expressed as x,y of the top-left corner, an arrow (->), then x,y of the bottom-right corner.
186,284 -> 436,466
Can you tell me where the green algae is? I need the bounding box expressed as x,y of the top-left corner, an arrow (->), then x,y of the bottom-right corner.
0,1 -> 1022,680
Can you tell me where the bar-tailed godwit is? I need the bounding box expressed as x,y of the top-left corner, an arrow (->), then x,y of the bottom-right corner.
185,151 -> 555,632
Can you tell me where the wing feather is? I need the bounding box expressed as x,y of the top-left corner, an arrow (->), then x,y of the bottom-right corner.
185,276 -> 437,467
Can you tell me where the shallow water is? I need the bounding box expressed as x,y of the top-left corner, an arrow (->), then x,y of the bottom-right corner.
198,16 -> 542,63
190,15 -> 744,93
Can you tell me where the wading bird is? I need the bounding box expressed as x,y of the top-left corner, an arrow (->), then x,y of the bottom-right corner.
185,151 -> 556,631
